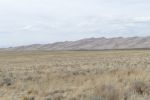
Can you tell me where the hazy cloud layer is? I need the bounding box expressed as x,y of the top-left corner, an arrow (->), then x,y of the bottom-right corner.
0,0 -> 150,47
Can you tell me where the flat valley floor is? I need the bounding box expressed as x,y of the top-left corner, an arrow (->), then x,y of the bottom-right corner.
0,50 -> 150,100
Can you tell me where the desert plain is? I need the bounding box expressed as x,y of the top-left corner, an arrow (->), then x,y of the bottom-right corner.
0,50 -> 150,100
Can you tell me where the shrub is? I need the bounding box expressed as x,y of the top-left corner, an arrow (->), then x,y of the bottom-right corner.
130,81 -> 150,95
94,84 -> 120,100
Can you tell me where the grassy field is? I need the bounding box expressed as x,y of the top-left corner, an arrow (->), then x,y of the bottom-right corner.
0,50 -> 150,100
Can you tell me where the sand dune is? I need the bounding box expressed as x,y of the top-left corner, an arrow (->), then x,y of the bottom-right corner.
4,36 -> 150,51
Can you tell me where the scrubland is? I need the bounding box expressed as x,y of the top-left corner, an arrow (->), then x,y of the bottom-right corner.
0,50 -> 150,100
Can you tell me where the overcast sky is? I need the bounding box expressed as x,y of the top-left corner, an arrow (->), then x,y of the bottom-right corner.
0,0 -> 150,47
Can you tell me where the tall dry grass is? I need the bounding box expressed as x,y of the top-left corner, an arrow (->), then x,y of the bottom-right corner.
0,50 -> 150,100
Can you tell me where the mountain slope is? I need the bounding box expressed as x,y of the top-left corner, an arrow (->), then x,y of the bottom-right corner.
4,36 -> 150,51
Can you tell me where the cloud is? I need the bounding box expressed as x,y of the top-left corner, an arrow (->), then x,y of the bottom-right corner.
133,17 -> 150,22
0,0 -> 150,47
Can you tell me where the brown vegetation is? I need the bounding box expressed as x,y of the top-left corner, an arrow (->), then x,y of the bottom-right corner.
0,50 -> 150,100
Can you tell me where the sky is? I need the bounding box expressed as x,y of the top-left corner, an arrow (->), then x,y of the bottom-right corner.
0,0 -> 150,47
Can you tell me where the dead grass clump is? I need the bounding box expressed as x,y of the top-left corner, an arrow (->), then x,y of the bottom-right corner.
130,81 -> 150,95
0,72 -> 15,87
45,90 -> 65,100
22,96 -> 35,100
27,89 -> 38,95
1,77 -> 14,86
88,96 -> 103,100
45,94 -> 63,100
94,84 -> 120,100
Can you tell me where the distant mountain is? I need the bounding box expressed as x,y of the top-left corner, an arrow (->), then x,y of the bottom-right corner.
3,36 -> 150,51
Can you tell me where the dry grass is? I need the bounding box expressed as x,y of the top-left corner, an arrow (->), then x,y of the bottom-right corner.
0,50 -> 150,100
